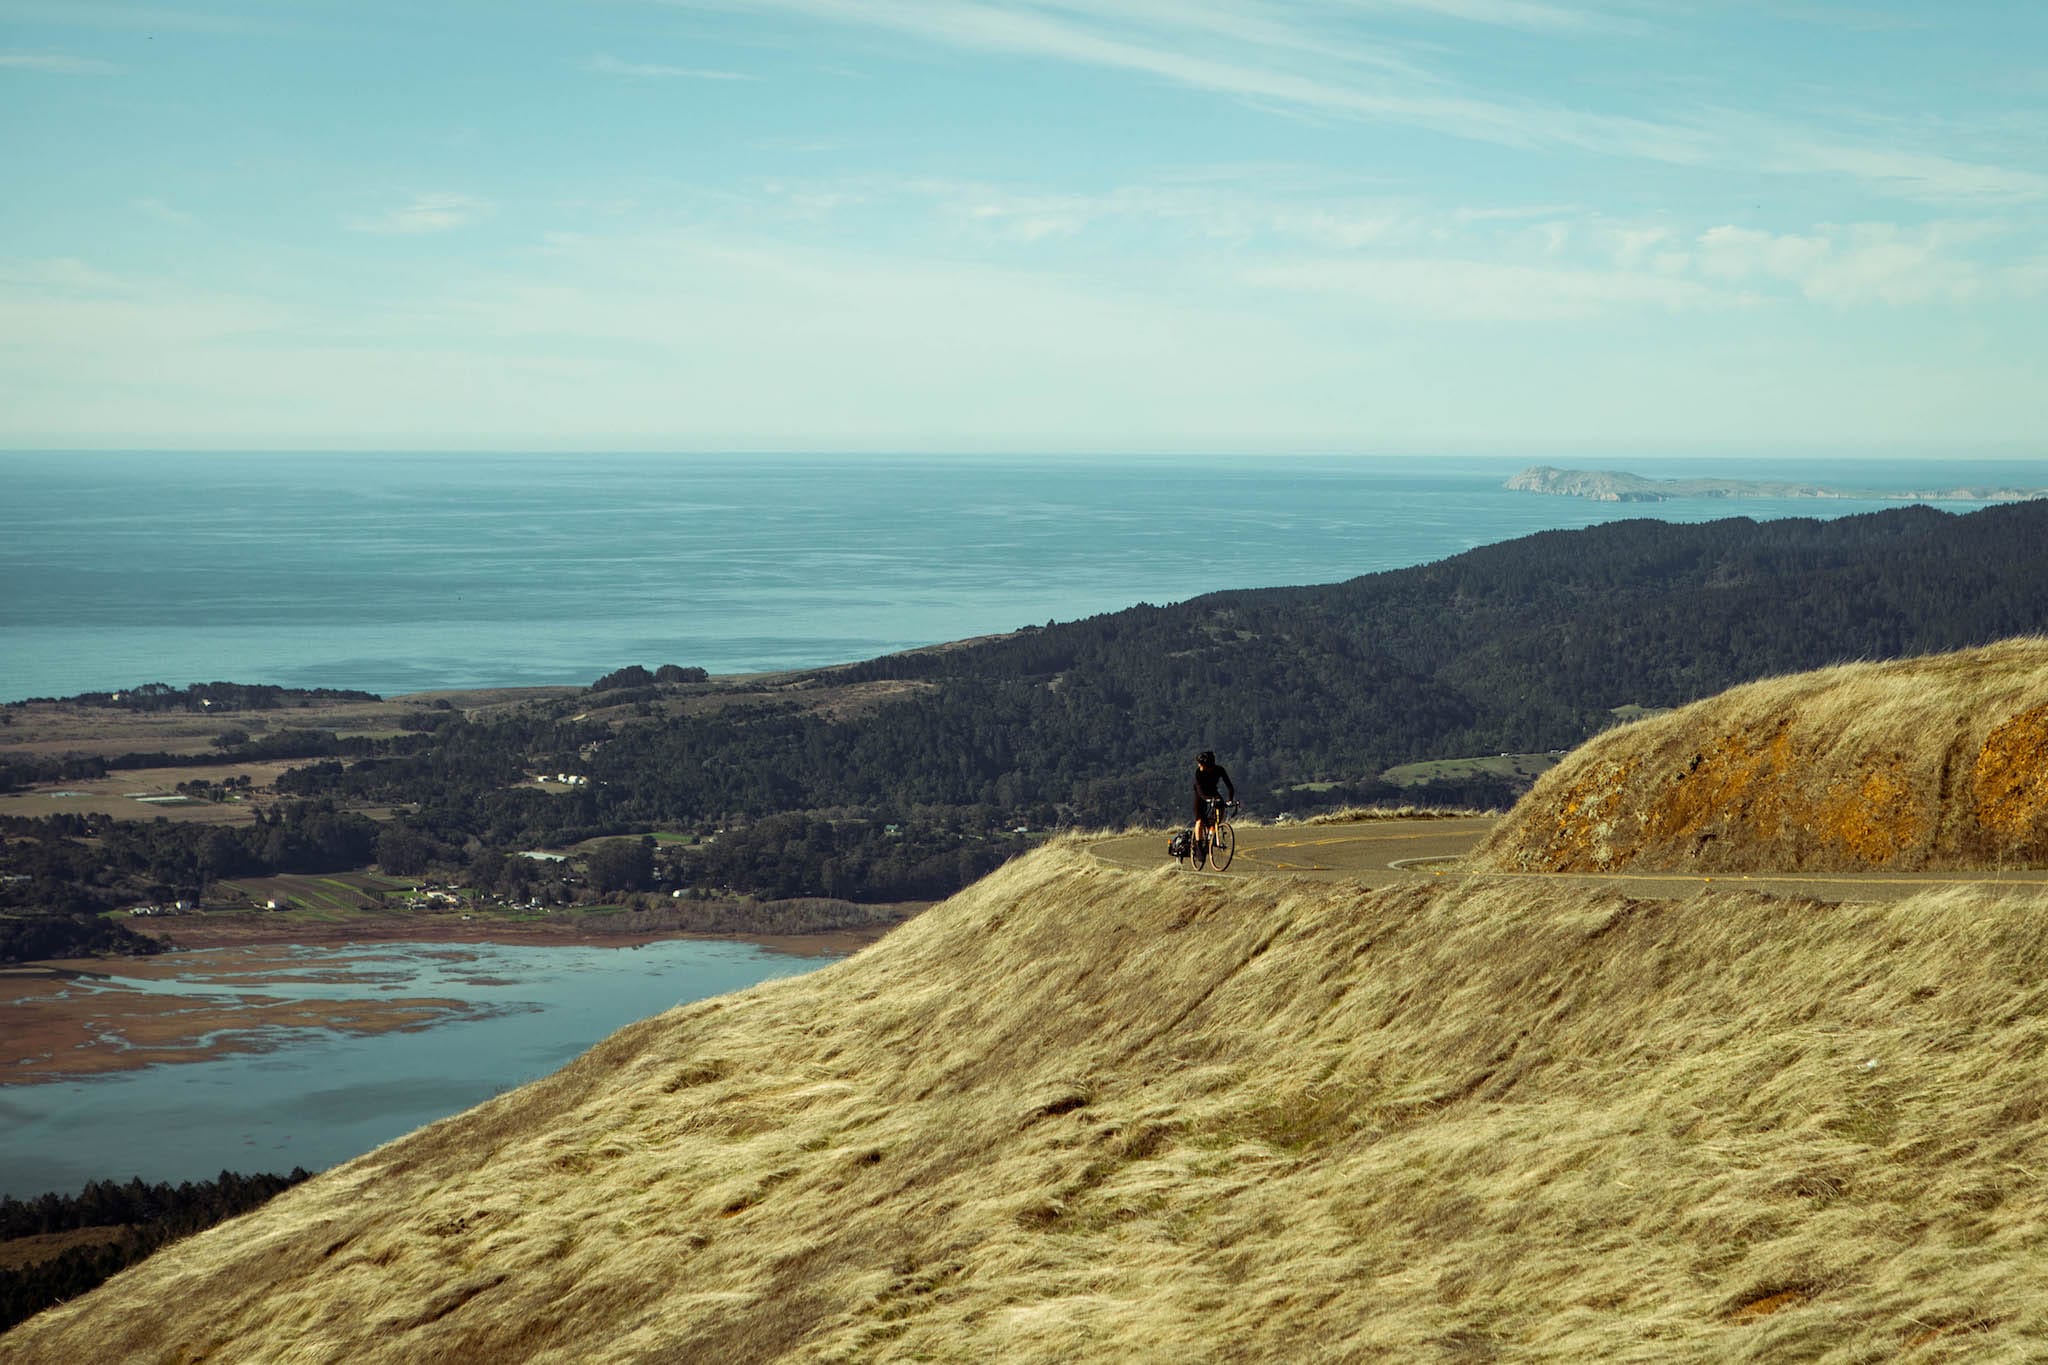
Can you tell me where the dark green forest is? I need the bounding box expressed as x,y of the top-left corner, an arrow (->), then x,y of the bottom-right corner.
0,1170 -> 311,1333
5,501 -> 2046,921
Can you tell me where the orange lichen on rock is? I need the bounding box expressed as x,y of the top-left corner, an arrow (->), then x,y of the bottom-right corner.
1641,722 -> 1795,858
1974,703 -> 2048,850
1809,756 -> 1930,866
1528,755 -> 1639,870
1476,638 -> 2048,876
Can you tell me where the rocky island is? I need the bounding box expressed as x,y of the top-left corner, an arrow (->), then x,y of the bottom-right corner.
1506,464 -> 2047,503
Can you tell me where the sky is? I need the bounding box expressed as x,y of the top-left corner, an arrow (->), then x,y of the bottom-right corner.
2,0 -> 2045,454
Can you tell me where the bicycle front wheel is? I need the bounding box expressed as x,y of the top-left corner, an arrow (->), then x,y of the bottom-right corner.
1209,822 -> 1235,872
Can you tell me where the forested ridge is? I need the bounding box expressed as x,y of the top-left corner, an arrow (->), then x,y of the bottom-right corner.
572,500 -> 2048,826
0,1169 -> 311,1333
5,502 -> 2046,916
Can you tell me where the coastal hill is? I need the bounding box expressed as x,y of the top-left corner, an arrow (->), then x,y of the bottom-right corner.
8,500 -> 2048,929
1506,464 -> 2048,503
10,645 -> 2048,1361
1473,638 -> 2048,874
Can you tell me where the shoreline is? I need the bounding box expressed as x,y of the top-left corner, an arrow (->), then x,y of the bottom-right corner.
127,910 -> 899,960
4,920 -> 897,1089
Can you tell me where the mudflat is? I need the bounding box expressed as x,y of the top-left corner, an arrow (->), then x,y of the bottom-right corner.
4,923 -> 889,1087
2,954 -> 480,1085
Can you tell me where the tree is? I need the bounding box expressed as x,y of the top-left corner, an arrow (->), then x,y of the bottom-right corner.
591,665 -> 655,692
469,848 -> 507,891
197,828 -> 248,883
585,836 -> 655,893
376,825 -> 431,877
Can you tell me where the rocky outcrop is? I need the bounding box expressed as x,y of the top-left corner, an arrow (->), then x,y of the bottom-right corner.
1474,638 -> 2048,873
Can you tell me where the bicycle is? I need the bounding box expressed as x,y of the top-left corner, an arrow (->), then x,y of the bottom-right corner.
1183,797 -> 1238,872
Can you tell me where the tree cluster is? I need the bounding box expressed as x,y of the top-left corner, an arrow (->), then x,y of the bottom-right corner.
591,663 -> 708,692
0,1169 -> 311,1333
12,682 -> 378,712
0,913 -> 161,964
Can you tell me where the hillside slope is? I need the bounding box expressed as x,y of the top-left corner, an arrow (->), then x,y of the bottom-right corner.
1474,637 -> 2048,874
8,844 -> 2048,1362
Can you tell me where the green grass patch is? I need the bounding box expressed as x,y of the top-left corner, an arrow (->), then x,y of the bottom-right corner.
1381,753 -> 1560,786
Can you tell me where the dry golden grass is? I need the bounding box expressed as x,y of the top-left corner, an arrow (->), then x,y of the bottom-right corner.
1304,805 -> 1488,824
1476,637 -> 2048,874
9,841 -> 2048,1363
13,645 -> 2048,1361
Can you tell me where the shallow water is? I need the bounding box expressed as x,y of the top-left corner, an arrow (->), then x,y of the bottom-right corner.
0,937 -> 839,1197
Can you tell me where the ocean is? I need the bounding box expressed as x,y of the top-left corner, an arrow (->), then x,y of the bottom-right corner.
4,451 -> 2040,704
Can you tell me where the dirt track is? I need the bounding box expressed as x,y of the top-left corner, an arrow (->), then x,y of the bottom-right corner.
1086,818 -> 2048,904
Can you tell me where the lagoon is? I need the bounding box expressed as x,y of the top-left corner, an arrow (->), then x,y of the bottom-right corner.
0,936 -> 845,1198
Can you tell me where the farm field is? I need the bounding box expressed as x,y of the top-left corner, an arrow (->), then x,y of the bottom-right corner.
0,761 -> 305,825
215,872 -> 415,916
0,687 -> 578,761
1380,751 -> 1561,786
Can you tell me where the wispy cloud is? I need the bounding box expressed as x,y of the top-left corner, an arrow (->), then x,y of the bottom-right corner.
692,0 -> 1585,151
0,3 -> 277,34
347,194 -> 493,237
585,53 -> 759,81
1688,221 -> 2024,306
660,0 -> 2044,205
135,196 -> 200,228
1348,0 -> 1612,32
0,254 -> 282,345
0,256 -> 128,292
1246,255 -> 1731,320
0,50 -> 118,74
1760,136 -> 2048,207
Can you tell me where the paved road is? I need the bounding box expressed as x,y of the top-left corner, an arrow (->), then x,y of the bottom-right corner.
1086,818 -> 2048,904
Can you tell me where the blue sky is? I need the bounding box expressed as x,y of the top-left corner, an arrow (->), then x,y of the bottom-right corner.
2,0 -> 2045,453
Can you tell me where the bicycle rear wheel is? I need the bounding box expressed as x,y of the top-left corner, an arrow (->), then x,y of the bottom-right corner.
1209,822 -> 1234,872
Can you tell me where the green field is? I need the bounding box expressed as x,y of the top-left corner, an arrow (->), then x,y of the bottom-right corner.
1379,752 -> 1560,786
218,872 -> 410,916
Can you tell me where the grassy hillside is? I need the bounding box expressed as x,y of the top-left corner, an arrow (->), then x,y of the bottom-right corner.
1474,637 -> 2048,874
16,643 -> 2048,1361
9,841 -> 2048,1362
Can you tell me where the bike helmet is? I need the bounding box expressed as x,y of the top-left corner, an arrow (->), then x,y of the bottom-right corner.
1197,750 -> 1216,766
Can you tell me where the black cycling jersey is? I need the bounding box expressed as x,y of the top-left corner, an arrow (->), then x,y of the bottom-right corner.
1192,761 -> 1235,821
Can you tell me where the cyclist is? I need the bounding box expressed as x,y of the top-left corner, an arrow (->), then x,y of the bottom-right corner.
1191,750 -> 1236,869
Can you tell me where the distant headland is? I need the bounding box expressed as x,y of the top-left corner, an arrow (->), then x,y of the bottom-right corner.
1506,465 -> 2048,504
